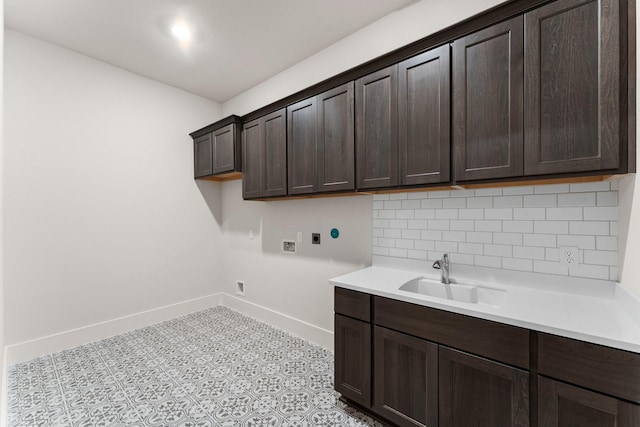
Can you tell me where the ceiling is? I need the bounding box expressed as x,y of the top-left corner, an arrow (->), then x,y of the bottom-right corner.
5,0 -> 417,103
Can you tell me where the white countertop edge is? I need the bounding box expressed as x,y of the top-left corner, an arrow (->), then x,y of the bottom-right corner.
330,266 -> 640,354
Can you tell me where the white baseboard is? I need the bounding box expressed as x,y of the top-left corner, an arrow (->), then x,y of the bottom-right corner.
220,294 -> 334,352
4,292 -> 334,368
5,293 -> 222,365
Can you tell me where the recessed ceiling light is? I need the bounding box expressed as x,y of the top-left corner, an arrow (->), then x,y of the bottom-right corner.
171,21 -> 192,42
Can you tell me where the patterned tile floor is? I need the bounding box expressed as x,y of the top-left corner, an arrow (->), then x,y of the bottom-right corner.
8,306 -> 385,427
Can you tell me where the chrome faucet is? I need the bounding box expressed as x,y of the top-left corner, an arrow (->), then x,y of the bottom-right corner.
432,253 -> 450,284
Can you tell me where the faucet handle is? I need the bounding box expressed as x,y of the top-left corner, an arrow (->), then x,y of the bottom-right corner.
432,260 -> 442,269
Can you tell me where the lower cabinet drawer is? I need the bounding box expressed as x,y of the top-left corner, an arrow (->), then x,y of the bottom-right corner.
374,296 -> 530,369
538,333 -> 640,403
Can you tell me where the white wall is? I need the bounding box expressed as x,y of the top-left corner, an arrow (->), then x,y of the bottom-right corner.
0,0 -> 5,399
4,30 -> 224,345
222,0 -> 507,116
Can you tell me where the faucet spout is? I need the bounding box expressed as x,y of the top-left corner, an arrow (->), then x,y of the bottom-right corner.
432,253 -> 450,284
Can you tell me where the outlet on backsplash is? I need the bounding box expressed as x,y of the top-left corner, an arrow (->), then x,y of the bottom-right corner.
560,247 -> 580,266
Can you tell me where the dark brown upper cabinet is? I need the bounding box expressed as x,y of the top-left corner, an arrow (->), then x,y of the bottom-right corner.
287,82 -> 355,196
190,115 -> 242,180
453,17 -> 524,182
524,0 -> 620,175
356,66 -> 399,189
242,109 -> 287,200
399,45 -> 451,186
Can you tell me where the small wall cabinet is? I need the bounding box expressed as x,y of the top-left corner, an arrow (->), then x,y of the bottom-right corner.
190,115 -> 242,180
335,287 -> 640,427
242,109 -> 287,199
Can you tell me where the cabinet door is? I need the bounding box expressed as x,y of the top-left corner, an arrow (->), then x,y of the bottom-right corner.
539,377 -> 640,427
263,109 -> 287,197
453,17 -> 524,181
334,314 -> 371,408
317,82 -> 355,192
399,45 -> 451,186
287,97 -> 317,195
524,0 -> 619,175
373,326 -> 438,427
212,124 -> 236,174
242,118 -> 263,199
439,347 -> 529,427
356,66 -> 398,189
194,133 -> 213,178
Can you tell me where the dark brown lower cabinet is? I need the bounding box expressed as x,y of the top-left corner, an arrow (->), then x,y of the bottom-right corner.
373,326 -> 438,427
439,347 -> 529,427
538,376 -> 640,427
334,314 -> 371,407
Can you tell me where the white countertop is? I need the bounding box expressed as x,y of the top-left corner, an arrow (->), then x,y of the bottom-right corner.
330,266 -> 640,354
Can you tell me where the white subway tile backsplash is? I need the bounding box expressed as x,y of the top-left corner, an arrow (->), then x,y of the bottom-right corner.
596,236 -> 617,251
384,200 -> 402,209
523,234 -> 556,247
475,220 -> 502,232
443,231 -> 466,242
569,221 -> 610,236
513,246 -> 545,260
450,220 -> 475,231
459,242 -> 484,255
467,197 -> 493,208
415,240 -> 435,251
459,209 -> 484,220
503,257 -> 533,272
436,209 -> 459,220
408,249 -> 428,260
493,232 -> 523,246
389,248 -> 408,257
484,244 -> 512,257
372,182 -> 618,281
584,207 -> 617,221
421,230 -> 442,241
467,232 -> 493,244
503,186 -> 534,195
524,194 -> 557,207
485,208 -> 513,220
546,207 -> 582,221
557,234 -> 595,250
443,198 -> 466,208
534,221 -> 569,235
401,229 -> 421,239
535,184 -> 569,194
514,208 -> 546,220
558,192 -> 596,207
493,196 -> 523,208
422,199 -> 443,208
475,188 -> 503,196
436,241 -> 458,253
570,181 -> 611,192
415,209 -> 436,219
503,221 -> 534,233
597,191 -> 618,206
383,229 -> 402,239
475,255 -> 502,268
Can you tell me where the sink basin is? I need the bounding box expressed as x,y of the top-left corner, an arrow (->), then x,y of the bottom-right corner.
399,277 -> 506,307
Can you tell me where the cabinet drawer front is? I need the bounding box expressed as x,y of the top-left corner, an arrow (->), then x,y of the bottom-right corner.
334,287 -> 370,322
538,333 -> 640,403
374,296 -> 529,368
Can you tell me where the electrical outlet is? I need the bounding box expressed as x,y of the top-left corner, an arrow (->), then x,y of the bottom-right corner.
312,233 -> 321,244
236,280 -> 245,296
560,247 -> 579,265
282,240 -> 296,254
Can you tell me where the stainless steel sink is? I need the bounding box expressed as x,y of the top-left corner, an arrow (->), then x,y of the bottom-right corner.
399,277 -> 506,307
